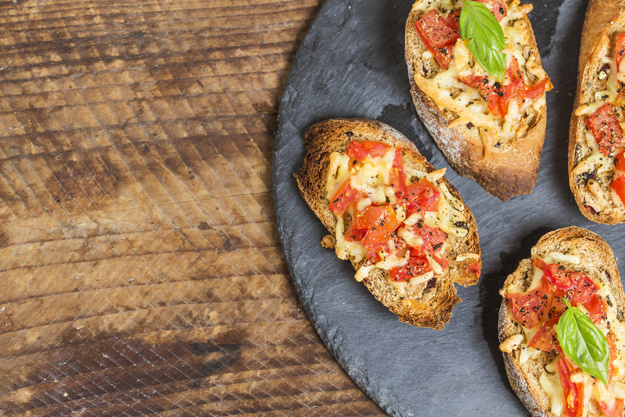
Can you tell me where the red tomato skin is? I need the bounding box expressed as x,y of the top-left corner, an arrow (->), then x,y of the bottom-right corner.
616,32 -> 625,70
612,175 -> 625,206
390,253 -> 432,282
346,140 -> 390,162
329,181 -> 362,215
346,206 -> 401,251
389,149 -> 407,199
557,358 -> 582,417
505,276 -> 552,329
600,399 -> 624,417
615,152 -> 625,172
475,0 -> 507,21
404,179 -> 441,214
414,10 -> 458,69
586,103 -> 625,156
414,224 -> 447,256
415,10 -> 459,47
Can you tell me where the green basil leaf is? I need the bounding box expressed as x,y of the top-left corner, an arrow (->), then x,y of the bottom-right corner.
557,299 -> 609,385
459,0 -> 506,81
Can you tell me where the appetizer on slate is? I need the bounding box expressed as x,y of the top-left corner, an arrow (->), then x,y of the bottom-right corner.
405,0 -> 552,200
295,119 -> 481,330
570,1 -> 625,224
499,227 -> 625,417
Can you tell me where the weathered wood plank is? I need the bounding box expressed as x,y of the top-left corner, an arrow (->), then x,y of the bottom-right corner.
0,0 -> 385,415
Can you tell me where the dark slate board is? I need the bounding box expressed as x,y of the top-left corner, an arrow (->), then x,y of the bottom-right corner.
272,1 -> 625,416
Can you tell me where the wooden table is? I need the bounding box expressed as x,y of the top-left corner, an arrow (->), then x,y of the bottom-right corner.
0,0 -> 385,415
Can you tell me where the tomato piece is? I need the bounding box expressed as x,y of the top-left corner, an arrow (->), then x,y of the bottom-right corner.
586,103 -> 625,156
612,175 -> 625,206
329,181 -> 362,215
529,315 -> 559,353
415,224 -> 447,255
467,261 -> 481,276
475,0 -> 507,21
346,140 -> 390,162
600,399 -> 624,417
505,276 -> 552,329
390,253 -> 432,282
615,152 -> 625,172
414,10 -> 459,69
583,293 -> 607,323
446,8 -> 461,31
415,10 -> 459,47
557,358 -> 582,417
432,253 -> 449,274
389,149 -> 407,199
533,258 -> 548,270
347,206 -> 401,250
543,264 -> 576,292
616,33 -> 625,72
458,74 -> 505,117
524,78 -> 552,100
405,179 -> 441,213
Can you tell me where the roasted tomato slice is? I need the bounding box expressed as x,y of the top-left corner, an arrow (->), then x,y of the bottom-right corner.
524,78 -> 552,100
616,32 -> 625,72
612,175 -> 625,206
475,0 -> 507,21
505,276 -> 552,329
347,205 -> 401,250
615,152 -> 625,172
346,140 -> 391,162
415,9 -> 459,47
329,181 -> 362,215
600,398 -> 624,417
557,358 -> 582,417
390,252 -> 432,282
414,10 -> 459,69
583,294 -> 607,324
415,224 -> 447,255
389,149 -> 407,199
586,103 -> 625,156
404,179 -> 441,214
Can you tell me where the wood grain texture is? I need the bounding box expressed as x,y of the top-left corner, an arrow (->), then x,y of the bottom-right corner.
0,0 -> 385,415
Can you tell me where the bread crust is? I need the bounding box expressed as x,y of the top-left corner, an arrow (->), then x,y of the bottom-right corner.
568,0 -> 625,224
405,1 -> 548,201
498,227 -> 625,417
295,118 -> 481,330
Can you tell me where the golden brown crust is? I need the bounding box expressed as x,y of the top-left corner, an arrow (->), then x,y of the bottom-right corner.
498,227 -> 625,417
405,1 -> 548,201
295,118 -> 481,330
568,0 -> 625,224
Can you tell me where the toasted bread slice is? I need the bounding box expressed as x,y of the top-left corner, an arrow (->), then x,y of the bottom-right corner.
295,118 -> 481,330
569,0 -> 625,224
405,0 -> 552,201
499,227 -> 625,416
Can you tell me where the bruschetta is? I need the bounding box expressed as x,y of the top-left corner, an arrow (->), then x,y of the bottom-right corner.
405,0 -> 553,201
569,0 -> 625,224
294,118 -> 481,330
499,227 -> 625,417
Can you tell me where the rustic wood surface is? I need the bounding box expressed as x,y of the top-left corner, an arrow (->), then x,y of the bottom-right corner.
0,0 -> 385,415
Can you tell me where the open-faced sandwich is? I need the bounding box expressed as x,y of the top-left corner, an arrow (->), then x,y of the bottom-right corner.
295,118 -> 481,330
405,0 -> 553,201
499,227 -> 625,416
569,0 -> 625,224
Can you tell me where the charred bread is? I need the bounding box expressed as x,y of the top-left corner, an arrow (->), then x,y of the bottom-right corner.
499,227 -> 625,416
405,0 -> 553,201
295,118 -> 481,330
569,0 -> 625,224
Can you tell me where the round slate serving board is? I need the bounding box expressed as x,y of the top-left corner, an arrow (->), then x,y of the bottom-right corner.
273,0 -> 625,416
